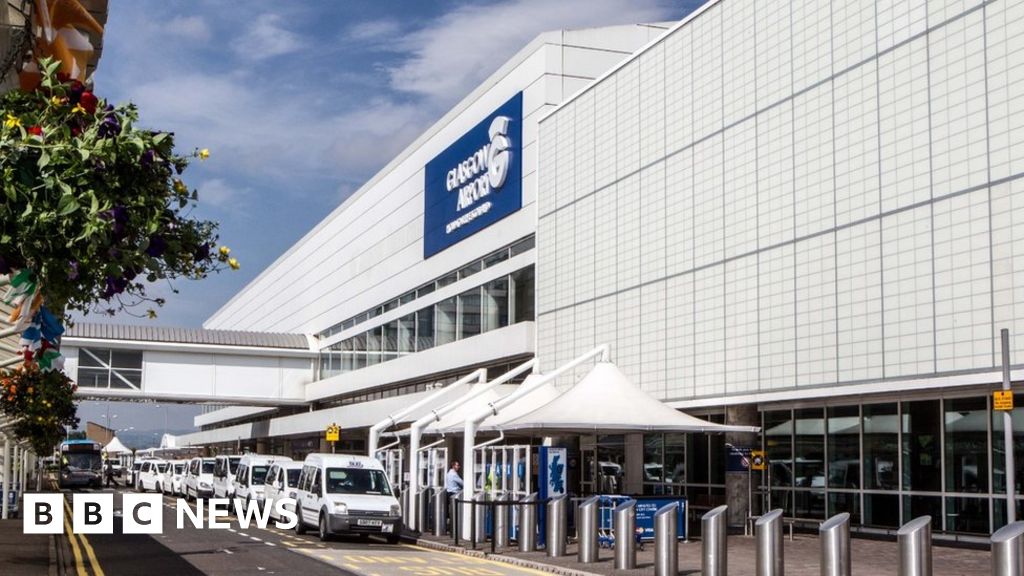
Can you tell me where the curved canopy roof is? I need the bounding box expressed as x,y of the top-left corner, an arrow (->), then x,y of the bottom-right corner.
495,362 -> 760,434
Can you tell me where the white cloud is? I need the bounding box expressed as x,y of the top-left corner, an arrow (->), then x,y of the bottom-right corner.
165,15 -> 211,42
199,178 -> 247,207
234,14 -> 305,61
345,19 -> 403,43
387,0 -> 673,103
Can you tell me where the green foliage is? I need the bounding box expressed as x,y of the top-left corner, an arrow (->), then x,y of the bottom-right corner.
0,364 -> 79,454
0,58 -> 234,319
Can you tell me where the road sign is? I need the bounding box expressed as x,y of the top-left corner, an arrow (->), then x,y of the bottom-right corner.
994,390 -> 1015,411
325,423 -> 340,442
751,450 -> 767,471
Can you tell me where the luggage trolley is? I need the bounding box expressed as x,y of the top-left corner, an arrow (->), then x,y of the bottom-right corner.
597,496 -> 644,550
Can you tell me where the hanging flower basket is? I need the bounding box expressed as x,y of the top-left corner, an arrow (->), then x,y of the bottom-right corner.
0,363 -> 78,454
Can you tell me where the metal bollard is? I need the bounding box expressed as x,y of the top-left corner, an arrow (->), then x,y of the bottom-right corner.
416,488 -> 429,533
578,496 -> 600,563
547,494 -> 568,557
518,493 -> 538,552
402,488 -> 411,526
897,516 -> 932,576
702,505 -> 728,576
473,492 -> 487,545
452,490 -> 463,544
819,512 -> 850,576
654,502 -> 679,576
433,487 -> 447,537
755,509 -> 784,576
494,493 -> 510,549
614,499 -> 637,570
992,521 -> 1024,576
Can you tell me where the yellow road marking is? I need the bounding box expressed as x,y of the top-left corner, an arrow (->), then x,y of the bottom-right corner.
282,541 -> 295,547
63,497 -> 106,576
399,544 -> 553,576
318,554 -> 333,561
61,507 -> 88,576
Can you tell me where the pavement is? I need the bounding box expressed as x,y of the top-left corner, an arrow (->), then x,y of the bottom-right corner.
418,531 -> 993,576
0,517 -> 53,576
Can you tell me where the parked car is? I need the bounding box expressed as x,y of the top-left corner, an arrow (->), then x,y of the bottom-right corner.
161,460 -> 188,496
234,455 -> 292,510
293,453 -> 401,543
184,457 -> 216,501
264,461 -> 303,521
212,455 -> 242,498
137,460 -> 168,492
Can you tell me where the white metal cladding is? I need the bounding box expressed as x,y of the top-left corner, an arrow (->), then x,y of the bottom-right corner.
537,0 -> 1024,404
203,24 -> 671,336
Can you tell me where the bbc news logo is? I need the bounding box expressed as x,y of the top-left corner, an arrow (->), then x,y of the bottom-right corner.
23,494 -> 298,534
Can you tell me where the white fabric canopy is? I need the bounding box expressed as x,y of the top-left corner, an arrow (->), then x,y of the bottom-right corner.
419,385 -> 515,435
102,436 -> 131,454
477,376 -> 561,432
495,362 -> 759,433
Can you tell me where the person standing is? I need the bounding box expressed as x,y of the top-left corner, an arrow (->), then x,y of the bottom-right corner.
445,461 -> 463,533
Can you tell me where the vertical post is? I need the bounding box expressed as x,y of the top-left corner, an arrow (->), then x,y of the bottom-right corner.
992,521 -> 1024,576
473,491 -> 487,546
614,499 -> 637,570
546,494 -> 568,557
654,502 -> 679,576
897,516 -> 932,576
433,487 -> 448,537
578,496 -> 600,563
702,505 -> 728,576
416,488 -> 428,534
755,509 -> 784,576
819,512 -> 850,576
1,435 -> 10,520
519,493 -> 538,552
495,493 -> 510,549
1002,329 -> 1016,524
453,490 -> 463,546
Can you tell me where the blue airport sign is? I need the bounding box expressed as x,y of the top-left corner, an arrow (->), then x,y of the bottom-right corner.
423,92 -> 523,258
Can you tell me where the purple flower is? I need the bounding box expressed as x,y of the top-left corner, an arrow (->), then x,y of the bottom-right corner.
145,235 -> 167,257
140,149 -> 155,168
107,247 -> 122,260
98,115 -> 121,138
67,261 -> 79,280
193,243 -> 210,262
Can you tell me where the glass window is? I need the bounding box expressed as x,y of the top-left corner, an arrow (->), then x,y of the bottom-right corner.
512,266 -> 535,323
902,400 -> 941,492
510,236 -> 535,255
343,318 -> 355,330
341,338 -> 354,372
665,434 -> 685,485
864,493 -> 900,528
596,435 -> 625,494
992,392 -> 1024,497
398,314 -> 415,354
687,432 -> 709,485
382,321 -> 399,361
643,435 -> 664,484
794,408 -> 825,489
79,348 -> 106,367
417,283 -> 435,298
436,272 -> 457,288
436,298 -> 457,346
458,289 -> 481,339
482,277 -> 509,333
828,492 -> 860,525
903,495 -> 941,530
459,260 -> 483,279
416,307 -> 435,351
351,332 -> 366,370
945,496 -> 990,534
863,403 -> 899,490
111,349 -> 142,369
77,367 -> 109,388
483,249 -> 509,268
763,410 -> 793,487
945,397 -> 988,493
828,405 -> 860,489
399,291 -> 416,305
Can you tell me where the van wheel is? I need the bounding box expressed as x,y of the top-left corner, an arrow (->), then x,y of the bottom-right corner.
386,534 -> 400,545
295,513 -> 306,535
318,513 -> 331,542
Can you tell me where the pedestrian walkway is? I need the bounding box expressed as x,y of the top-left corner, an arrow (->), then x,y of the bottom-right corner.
0,519 -> 52,576
419,532 -> 991,576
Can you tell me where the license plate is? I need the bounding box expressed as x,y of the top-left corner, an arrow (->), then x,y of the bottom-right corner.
357,519 -> 383,527
381,524 -> 394,533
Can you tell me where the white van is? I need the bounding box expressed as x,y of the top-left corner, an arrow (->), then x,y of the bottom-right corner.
234,454 -> 292,508
212,455 -> 242,498
293,454 -> 401,543
161,460 -> 188,496
264,461 -> 303,521
137,460 -> 168,492
184,457 -> 216,500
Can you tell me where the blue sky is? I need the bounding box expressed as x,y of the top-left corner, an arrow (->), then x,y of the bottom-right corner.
87,0 -> 698,330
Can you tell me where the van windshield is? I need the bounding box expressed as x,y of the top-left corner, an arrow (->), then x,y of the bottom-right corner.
286,469 -> 300,487
173,464 -> 185,474
156,463 -> 168,473
251,465 -> 269,484
202,461 -> 215,474
325,468 -> 392,496
228,457 -> 241,474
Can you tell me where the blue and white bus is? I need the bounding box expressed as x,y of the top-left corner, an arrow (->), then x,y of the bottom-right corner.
59,439 -> 103,489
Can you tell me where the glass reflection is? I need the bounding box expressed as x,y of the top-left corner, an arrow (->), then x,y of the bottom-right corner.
863,493 -> 899,528
828,405 -> 860,489
764,410 -> 793,487
945,397 -> 988,493
863,403 -> 898,490
993,393 -> 1024,496
945,497 -> 989,534
902,400 -> 941,492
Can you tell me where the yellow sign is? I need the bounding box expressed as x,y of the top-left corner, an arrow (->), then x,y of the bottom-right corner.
325,423 -> 340,442
751,450 -> 767,471
994,390 -> 1014,411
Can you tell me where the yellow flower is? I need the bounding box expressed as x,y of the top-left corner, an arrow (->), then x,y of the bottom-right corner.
219,246 -> 231,257
228,258 -> 240,270
3,114 -> 20,129
147,309 -> 157,319
173,179 -> 188,194
198,148 -> 210,160
72,104 -> 86,115
50,96 -> 63,106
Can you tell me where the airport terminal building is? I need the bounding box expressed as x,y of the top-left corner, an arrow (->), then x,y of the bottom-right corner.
61,0 -> 1024,537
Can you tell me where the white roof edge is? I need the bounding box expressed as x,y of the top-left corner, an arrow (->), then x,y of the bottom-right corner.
203,22 -> 671,330
538,0 -> 720,125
